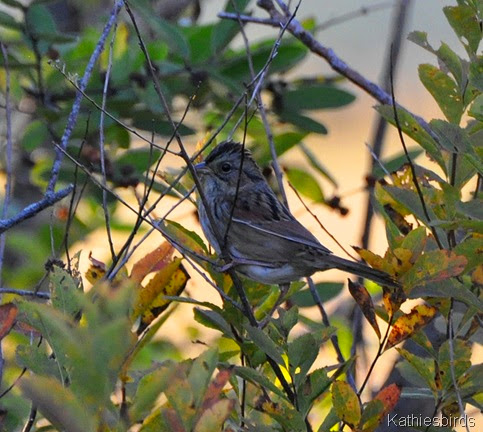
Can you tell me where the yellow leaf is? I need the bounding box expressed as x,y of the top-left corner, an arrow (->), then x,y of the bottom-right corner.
133,258 -> 189,327
84,253 -> 106,285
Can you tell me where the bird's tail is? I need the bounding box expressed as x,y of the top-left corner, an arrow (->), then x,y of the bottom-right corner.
322,255 -> 399,288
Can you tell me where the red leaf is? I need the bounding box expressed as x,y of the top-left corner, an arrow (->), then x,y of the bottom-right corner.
0,303 -> 18,340
374,383 -> 401,417
130,242 -> 174,284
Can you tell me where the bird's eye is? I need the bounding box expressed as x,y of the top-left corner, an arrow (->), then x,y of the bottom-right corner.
221,162 -> 231,173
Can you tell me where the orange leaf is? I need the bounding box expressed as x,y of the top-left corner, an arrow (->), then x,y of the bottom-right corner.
0,303 -> 17,340
386,304 -> 437,350
130,242 -> 174,284
348,280 -> 381,339
374,383 -> 401,417
201,369 -> 232,411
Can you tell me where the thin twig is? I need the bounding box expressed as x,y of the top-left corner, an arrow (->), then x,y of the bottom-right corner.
389,45 -> 443,250
99,23 -> 118,261
0,43 -> 11,390
46,0 -> 125,194
0,43 -> 13,283
307,277 -> 357,391
288,182 -> 359,261
315,2 -> 393,33
0,186 -> 74,234
230,0 -> 302,206
50,61 -> 178,155
448,301 -> 470,432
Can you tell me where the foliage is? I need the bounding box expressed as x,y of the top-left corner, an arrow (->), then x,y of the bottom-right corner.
0,0 -> 481,431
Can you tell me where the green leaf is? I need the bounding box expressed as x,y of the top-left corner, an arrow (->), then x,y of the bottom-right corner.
408,32 -> 465,89
130,363 -> 174,421
131,113 -> 195,136
300,368 -> 332,411
188,348 -> 218,409
233,366 -> 288,400
286,168 -> 324,202
419,64 -> 463,124
410,279 -> 483,312
21,376 -> 95,432
220,41 -> 307,80
185,24 -> 214,64
194,308 -> 235,339
49,267 -> 82,318
0,11 -> 23,30
255,132 -> 308,165
318,407 -> 340,432
15,345 -> 63,380
444,5 -> 481,58
300,142 -> 337,186
332,381 -> 361,427
454,236 -> 483,272
211,0 -> 251,54
291,282 -> 343,307
372,149 -> 423,179
376,105 -> 446,172
401,249 -> 467,291
382,185 -> 447,246
282,84 -> 355,110
288,333 -> 318,385
132,0 -> 190,59
21,120 -> 49,151
469,56 -> 483,92
244,324 -> 284,365
396,348 -> 437,392
438,339 -> 471,390
278,110 -> 328,134
115,148 -> 161,174
468,92 -> 483,121
161,219 -> 209,255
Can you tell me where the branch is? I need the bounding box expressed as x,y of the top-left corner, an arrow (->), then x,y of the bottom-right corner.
254,0 -> 439,144
46,0 -> 125,194
0,185 -> 74,234
0,288 -> 50,299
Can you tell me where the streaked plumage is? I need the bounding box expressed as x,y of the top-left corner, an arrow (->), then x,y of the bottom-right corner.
195,141 -> 397,287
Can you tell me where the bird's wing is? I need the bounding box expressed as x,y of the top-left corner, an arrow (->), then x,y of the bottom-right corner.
225,185 -> 331,262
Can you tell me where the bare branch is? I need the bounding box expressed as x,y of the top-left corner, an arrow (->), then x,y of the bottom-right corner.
99,23 -> 118,261
0,185 -> 74,234
255,0 -> 439,144
0,288 -> 50,299
46,0 -> 125,195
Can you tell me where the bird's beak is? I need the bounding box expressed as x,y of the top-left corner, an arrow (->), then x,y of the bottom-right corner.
194,161 -> 208,173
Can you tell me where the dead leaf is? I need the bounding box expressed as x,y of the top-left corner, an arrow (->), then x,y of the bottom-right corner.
348,280 -> 381,339
85,252 -> 107,284
386,304 -> 438,350
201,369 -> 232,411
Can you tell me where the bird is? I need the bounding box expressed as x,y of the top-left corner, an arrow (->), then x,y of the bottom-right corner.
194,140 -> 398,288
